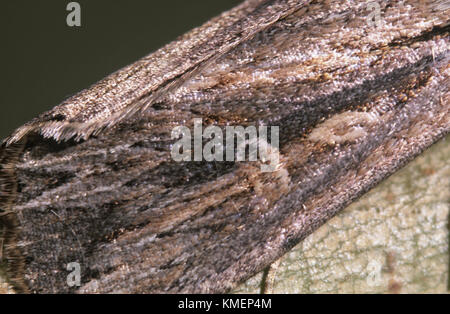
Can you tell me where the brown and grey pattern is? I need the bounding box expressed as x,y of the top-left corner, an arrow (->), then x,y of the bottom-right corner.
0,0 -> 449,293
235,136 -> 450,294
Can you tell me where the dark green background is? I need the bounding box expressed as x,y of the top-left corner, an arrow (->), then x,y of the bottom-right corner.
0,0 -> 243,140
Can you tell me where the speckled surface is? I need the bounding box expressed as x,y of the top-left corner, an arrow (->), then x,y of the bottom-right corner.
2,137 -> 447,294
235,135 -> 449,294
1,0 -> 448,293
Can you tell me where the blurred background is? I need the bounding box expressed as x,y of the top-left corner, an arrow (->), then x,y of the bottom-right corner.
0,0 -> 243,139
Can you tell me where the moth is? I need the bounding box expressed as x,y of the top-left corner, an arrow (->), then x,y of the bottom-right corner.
0,0 -> 449,293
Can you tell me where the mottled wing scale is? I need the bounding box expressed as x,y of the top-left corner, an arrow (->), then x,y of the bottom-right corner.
0,0 -> 449,293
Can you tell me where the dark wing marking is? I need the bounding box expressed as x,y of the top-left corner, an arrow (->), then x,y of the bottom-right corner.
0,0 -> 449,293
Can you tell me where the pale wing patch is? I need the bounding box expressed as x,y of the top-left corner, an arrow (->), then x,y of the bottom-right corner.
308,111 -> 381,145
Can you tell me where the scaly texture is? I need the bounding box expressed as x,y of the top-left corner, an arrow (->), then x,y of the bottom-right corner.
0,0 -> 449,293
235,136 -> 450,293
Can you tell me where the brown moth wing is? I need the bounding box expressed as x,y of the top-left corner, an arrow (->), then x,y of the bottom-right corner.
5,0 -> 305,144
0,0 -> 449,293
